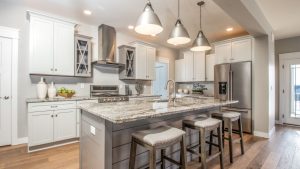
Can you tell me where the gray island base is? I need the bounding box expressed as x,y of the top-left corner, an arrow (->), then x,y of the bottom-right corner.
79,97 -> 237,169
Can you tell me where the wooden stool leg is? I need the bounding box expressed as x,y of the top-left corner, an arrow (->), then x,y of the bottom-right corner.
180,135 -> 187,169
149,147 -> 156,169
198,131 -> 202,162
228,119 -> 234,163
200,128 -> 207,169
161,149 -> 166,169
129,139 -> 137,169
217,125 -> 224,169
209,130 -> 213,155
238,117 -> 245,155
222,120 -> 225,146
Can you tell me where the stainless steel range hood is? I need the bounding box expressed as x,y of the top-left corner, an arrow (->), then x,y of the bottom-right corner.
93,24 -> 124,68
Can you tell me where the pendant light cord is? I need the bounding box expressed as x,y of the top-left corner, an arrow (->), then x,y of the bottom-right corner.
178,0 -> 180,19
200,3 -> 202,30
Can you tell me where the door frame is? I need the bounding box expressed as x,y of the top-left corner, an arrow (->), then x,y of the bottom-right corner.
0,26 -> 19,145
279,52 -> 300,124
151,57 -> 169,95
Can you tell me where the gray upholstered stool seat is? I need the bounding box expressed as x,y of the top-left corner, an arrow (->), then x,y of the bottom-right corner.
132,125 -> 185,147
212,111 -> 241,121
183,117 -> 221,131
129,125 -> 187,169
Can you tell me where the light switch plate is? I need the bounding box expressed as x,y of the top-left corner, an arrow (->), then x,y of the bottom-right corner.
80,83 -> 85,89
90,125 -> 96,135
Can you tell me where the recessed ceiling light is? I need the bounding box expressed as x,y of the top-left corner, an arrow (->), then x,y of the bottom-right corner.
151,34 -> 156,37
83,10 -> 92,15
128,25 -> 134,30
226,27 -> 233,32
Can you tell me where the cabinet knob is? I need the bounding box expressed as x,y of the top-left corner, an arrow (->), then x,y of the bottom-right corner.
51,115 -> 54,118
51,68 -> 54,71
55,68 -> 58,71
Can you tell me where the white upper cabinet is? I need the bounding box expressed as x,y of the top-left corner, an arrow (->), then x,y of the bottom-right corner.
193,52 -> 206,81
184,51 -> 194,81
231,38 -> 252,62
29,12 -> 75,76
215,42 -> 231,64
53,22 -> 75,76
146,47 -> 156,80
175,51 -> 206,82
206,54 -> 215,81
214,36 -> 253,64
132,43 -> 156,80
29,16 -> 54,75
175,59 -> 185,82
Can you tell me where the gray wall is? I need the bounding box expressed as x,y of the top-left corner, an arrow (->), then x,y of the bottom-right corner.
275,36 -> 300,120
0,2 -> 178,139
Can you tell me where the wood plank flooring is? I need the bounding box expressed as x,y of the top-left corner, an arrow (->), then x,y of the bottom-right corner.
0,125 -> 299,169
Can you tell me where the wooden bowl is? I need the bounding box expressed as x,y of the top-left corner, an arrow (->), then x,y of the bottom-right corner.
57,92 -> 75,98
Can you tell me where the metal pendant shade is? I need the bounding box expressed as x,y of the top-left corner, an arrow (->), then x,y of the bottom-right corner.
135,0 -> 163,35
167,0 -> 190,45
191,30 -> 211,51
190,1 -> 211,51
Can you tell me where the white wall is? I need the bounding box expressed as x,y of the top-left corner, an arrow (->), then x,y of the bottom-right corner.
0,2 -> 178,139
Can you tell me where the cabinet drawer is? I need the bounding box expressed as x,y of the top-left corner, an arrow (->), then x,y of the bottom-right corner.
28,101 -> 76,113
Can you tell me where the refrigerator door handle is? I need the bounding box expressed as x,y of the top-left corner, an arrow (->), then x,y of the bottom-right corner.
230,70 -> 233,101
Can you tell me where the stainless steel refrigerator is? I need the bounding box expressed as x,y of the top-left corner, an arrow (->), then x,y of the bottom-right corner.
214,61 -> 252,133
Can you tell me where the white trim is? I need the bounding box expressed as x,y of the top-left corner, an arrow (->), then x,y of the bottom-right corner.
253,127 -> 275,138
0,26 -> 19,145
275,120 -> 282,125
14,137 -> 28,145
27,10 -> 77,25
28,140 -> 78,153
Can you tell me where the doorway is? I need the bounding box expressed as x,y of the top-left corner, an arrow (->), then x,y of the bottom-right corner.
280,52 -> 300,125
0,37 -> 13,146
152,59 -> 169,99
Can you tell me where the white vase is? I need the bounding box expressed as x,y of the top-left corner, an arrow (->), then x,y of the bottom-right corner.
37,77 -> 47,99
48,82 -> 57,99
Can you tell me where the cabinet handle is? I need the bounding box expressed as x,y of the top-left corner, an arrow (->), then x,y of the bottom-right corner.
51,68 -> 54,71
55,114 -> 58,117
55,68 -> 58,71
51,115 -> 54,118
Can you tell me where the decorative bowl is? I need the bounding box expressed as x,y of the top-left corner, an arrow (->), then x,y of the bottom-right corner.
57,92 -> 75,98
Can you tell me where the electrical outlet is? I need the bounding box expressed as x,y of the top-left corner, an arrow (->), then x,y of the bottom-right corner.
90,125 -> 96,135
80,83 -> 85,89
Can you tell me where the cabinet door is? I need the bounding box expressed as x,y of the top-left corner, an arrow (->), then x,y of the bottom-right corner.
53,109 -> 77,142
146,47 -> 156,80
193,52 -> 206,81
206,54 -> 215,81
184,52 -> 194,81
231,38 -> 252,62
135,45 -> 147,79
175,59 -> 185,82
28,111 -> 54,146
215,43 -> 231,64
29,17 -> 54,75
53,22 -> 75,76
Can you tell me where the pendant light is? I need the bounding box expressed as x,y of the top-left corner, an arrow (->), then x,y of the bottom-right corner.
135,0 -> 163,35
190,1 -> 211,51
167,0 -> 190,45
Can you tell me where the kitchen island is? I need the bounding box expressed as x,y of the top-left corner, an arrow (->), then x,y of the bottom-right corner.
79,97 -> 237,169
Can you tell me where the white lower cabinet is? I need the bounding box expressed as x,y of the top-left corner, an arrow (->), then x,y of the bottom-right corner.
28,101 -> 77,149
28,111 -> 54,146
53,109 -> 77,142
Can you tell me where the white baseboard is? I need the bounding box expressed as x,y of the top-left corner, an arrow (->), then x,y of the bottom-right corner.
254,126 -> 275,138
275,120 -> 283,125
13,137 -> 28,145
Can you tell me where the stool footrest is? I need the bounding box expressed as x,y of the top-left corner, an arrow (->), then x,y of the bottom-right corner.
206,152 -> 221,162
206,141 -> 219,147
162,156 -> 182,167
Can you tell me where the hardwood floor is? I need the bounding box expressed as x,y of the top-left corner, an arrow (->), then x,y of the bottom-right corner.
0,125 -> 299,169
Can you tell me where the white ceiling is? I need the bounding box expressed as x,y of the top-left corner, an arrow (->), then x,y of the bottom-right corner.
2,0 -> 248,49
255,0 -> 300,40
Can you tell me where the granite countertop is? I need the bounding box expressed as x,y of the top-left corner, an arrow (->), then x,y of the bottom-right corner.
128,94 -> 161,98
79,97 -> 238,124
26,96 -> 97,103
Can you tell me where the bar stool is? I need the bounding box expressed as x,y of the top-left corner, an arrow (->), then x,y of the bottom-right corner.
210,111 -> 244,163
182,117 -> 224,169
129,125 -> 187,169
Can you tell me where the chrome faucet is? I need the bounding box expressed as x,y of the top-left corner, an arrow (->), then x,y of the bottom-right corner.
165,80 -> 176,102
